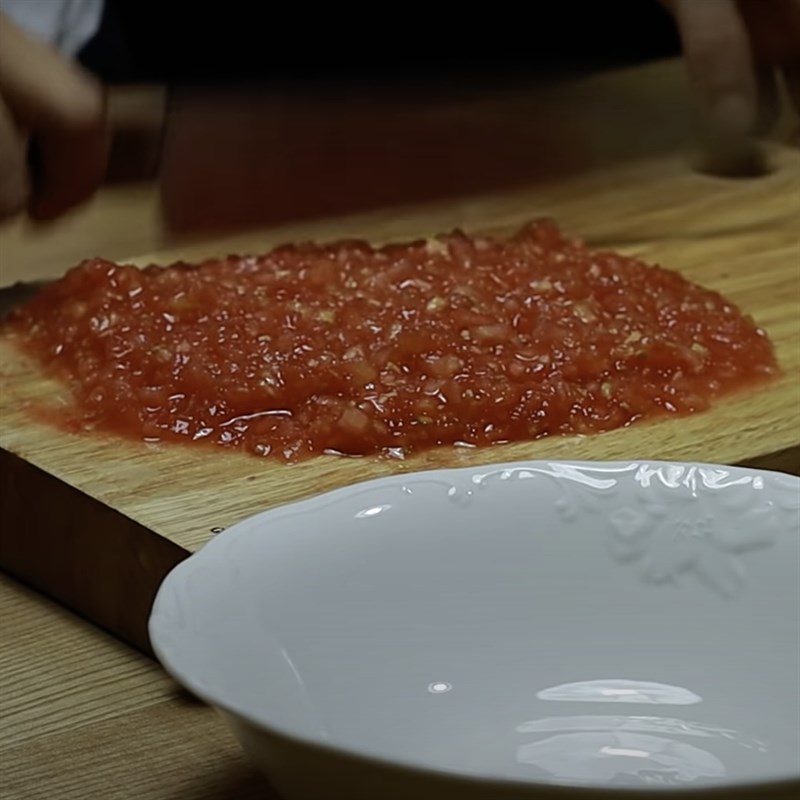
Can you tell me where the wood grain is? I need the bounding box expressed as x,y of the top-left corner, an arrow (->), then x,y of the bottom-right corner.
1,147 -> 799,652
0,573 -> 277,800
1,62 -> 798,800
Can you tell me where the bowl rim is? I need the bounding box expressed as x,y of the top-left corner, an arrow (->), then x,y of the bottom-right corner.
149,459 -> 800,795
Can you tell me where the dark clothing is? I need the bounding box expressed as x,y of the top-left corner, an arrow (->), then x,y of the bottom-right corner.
80,0 -> 680,86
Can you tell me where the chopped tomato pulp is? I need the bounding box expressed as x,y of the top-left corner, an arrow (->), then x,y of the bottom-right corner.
7,221 -> 779,461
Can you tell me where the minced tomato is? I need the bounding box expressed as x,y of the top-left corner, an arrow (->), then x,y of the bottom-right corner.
7,221 -> 779,461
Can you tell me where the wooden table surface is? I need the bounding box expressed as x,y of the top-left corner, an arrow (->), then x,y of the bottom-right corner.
1,60 -> 798,800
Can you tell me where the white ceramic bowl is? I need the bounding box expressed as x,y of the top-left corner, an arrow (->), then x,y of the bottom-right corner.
149,461 -> 800,799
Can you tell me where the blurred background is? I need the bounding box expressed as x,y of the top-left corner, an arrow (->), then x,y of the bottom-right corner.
78,1 -> 681,84
1,0 -> 797,280
83,0 -> 684,229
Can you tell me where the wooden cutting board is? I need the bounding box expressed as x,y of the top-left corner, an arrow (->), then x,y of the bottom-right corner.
2,149 -> 799,654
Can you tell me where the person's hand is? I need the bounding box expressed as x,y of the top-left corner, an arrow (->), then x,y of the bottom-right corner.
664,0 -> 800,137
0,13 -> 107,221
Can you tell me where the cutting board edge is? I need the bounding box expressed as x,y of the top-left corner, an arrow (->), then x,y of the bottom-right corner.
0,447 -> 187,654
2,436 -> 799,655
